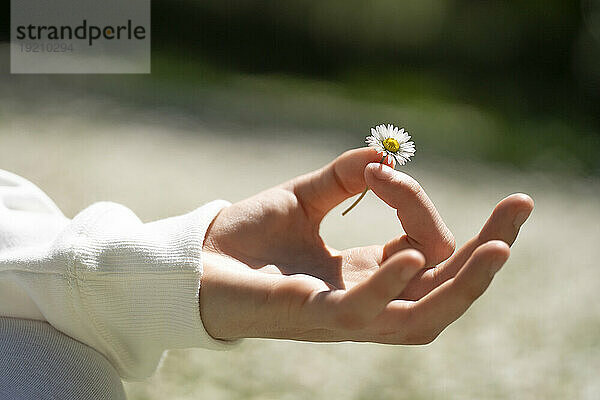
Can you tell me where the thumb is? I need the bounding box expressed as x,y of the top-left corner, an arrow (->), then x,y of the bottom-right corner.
285,147 -> 391,221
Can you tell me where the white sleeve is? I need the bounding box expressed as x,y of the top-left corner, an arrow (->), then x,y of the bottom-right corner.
0,200 -> 239,381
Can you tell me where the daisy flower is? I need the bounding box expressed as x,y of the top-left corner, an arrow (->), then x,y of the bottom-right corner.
342,123 -> 416,216
366,124 -> 415,167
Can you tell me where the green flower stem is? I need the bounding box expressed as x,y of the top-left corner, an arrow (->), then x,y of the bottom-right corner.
342,155 -> 387,216
342,186 -> 369,216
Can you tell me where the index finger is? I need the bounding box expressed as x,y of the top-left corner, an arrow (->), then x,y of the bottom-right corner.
364,162 -> 455,266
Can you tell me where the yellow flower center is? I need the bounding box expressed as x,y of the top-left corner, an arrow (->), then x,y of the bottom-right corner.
383,138 -> 400,153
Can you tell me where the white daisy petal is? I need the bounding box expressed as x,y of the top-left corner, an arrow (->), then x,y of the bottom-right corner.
373,128 -> 383,141
370,128 -> 379,140
363,123 -> 416,169
374,125 -> 382,137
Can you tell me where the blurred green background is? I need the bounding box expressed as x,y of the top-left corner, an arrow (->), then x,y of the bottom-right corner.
1,1 -> 600,399
2,0 -> 600,174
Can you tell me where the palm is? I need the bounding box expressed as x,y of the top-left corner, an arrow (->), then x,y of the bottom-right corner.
208,186 -> 385,289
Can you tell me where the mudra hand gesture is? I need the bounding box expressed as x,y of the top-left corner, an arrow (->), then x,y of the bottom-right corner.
201,148 -> 534,344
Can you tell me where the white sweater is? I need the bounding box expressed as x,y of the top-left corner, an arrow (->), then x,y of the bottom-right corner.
0,200 -> 237,382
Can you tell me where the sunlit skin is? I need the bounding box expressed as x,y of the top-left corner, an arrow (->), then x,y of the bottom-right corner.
200,147 -> 534,344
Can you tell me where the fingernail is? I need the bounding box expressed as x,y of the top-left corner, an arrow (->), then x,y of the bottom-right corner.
513,210 -> 530,228
372,163 -> 395,180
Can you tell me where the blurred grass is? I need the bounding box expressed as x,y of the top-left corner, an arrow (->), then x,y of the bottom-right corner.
4,47 -> 595,175
150,51 -> 600,174
143,0 -> 600,175
1,0 -> 599,175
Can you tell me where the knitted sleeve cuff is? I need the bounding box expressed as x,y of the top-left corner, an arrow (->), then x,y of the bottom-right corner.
43,200 -> 239,380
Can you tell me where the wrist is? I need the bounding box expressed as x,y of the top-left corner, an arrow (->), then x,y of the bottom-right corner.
199,252 -> 281,340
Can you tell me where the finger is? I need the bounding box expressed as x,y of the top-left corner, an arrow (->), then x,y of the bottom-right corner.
399,193 -> 533,300
402,240 -> 510,344
364,163 -> 455,266
287,147 -> 392,221
321,249 -> 425,330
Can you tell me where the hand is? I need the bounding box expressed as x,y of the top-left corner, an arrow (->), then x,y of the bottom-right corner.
200,148 -> 534,344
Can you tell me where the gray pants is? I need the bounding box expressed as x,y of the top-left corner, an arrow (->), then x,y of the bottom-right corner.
0,317 -> 126,400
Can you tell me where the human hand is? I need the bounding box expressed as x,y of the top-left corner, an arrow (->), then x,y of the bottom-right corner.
200,148 -> 534,344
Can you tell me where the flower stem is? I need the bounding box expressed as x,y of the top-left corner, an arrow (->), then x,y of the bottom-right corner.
341,155 -> 387,216
342,186 -> 369,216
